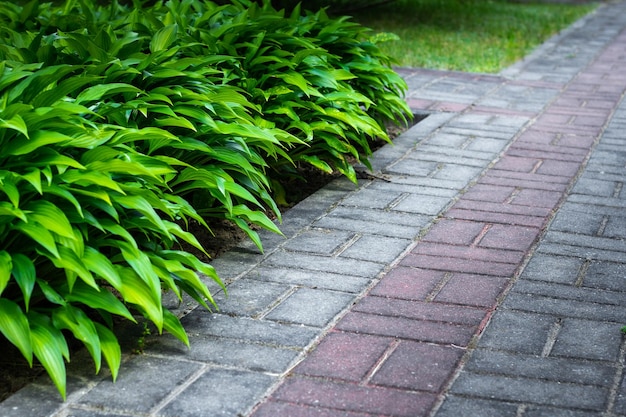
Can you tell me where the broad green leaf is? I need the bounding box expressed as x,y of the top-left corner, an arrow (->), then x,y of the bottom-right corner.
37,280 -> 66,306
13,221 -> 59,258
75,83 -> 142,105
0,175 -> 20,207
29,312 -> 69,400
52,305 -> 102,373
51,247 -> 97,291
117,268 -> 163,331
0,298 -> 32,366
299,155 -> 334,174
0,251 -> 10,296
0,114 -> 28,138
20,169 -> 42,194
25,200 -> 75,240
0,202 -> 27,222
117,242 -> 161,296
66,282 -> 135,323
150,24 -> 178,53
62,170 -> 125,194
93,323 -> 121,382
3,130 -> 71,156
82,247 -> 122,291
11,254 -> 35,311
162,309 -> 189,346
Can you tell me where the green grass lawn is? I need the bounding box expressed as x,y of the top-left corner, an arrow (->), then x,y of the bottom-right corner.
348,0 -> 598,73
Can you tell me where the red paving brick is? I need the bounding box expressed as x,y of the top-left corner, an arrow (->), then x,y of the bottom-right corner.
400,253 -> 519,276
336,311 -> 477,346
272,377 -> 437,417
293,332 -> 392,381
370,267 -> 445,300
352,297 -> 487,326
434,273 -> 509,308
369,341 -> 464,392
253,401 -> 380,417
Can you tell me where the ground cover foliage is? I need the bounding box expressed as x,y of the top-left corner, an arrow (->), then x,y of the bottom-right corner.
0,0 -> 411,398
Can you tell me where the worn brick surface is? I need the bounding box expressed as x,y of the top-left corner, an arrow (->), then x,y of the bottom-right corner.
272,377 -> 437,417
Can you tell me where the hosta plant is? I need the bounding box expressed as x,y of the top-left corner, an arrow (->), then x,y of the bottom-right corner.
0,62 -> 223,399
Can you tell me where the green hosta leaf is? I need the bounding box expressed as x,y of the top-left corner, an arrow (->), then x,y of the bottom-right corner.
82,247 -> 122,291
0,298 -> 32,366
28,311 -> 69,400
11,254 -> 36,311
13,221 -> 59,258
41,184 -> 83,218
52,305 -> 102,373
0,114 -> 28,138
75,83 -> 142,105
51,247 -> 97,291
66,282 -> 135,323
299,155 -> 334,174
117,268 -> 163,331
3,130 -> 71,156
150,24 -> 178,53
37,280 -> 67,306
117,241 -> 161,297
25,200 -> 75,240
62,170 -> 125,194
0,251 -> 10,296
0,202 -> 27,222
20,169 -> 42,194
0,174 -> 20,207
154,116 -> 197,132
113,195 -> 169,235
163,308 -> 189,346
93,322 -> 121,382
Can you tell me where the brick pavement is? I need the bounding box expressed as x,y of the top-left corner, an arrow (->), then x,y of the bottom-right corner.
2,2 -> 626,417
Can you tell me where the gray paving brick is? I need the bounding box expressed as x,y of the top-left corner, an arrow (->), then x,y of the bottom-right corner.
465,349 -> 614,386
339,235 -> 412,263
524,406 -> 601,417
386,158 -> 439,177
551,319 -> 622,362
520,253 -> 583,285
180,312 -> 317,348
513,280 -> 626,307
478,310 -> 554,355
409,146 -> 495,165
264,250 -> 384,276
502,292 -> 626,323
148,335 -> 300,373
212,279 -> 290,317
265,287 -> 354,327
340,188 -> 408,209
77,355 -> 199,413
436,395 -> 519,417
585,260 -> 626,291
159,369 -> 275,417
450,372 -> 608,410
65,410 -> 132,417
392,194 -> 454,216
314,212 -> 426,239
283,228 -> 356,255
538,242 -> 626,264
249,266 -> 372,293
0,383 -> 65,417
549,209 -> 605,235
363,180 -> 459,198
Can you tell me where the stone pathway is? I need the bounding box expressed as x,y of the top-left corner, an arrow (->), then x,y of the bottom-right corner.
2,1 -> 626,416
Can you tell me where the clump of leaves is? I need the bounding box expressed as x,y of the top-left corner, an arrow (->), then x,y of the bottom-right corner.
0,0 -> 411,399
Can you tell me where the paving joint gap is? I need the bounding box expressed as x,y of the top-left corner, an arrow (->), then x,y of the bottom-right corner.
516,404 -> 529,417
386,192 -> 410,210
597,216 -> 609,237
541,318 -> 563,358
613,181 -> 623,198
603,335 -> 626,416
575,258 -> 592,288
148,363 -> 209,416
471,224 -> 492,247
331,232 -> 362,257
425,272 -> 454,303
361,339 -> 402,386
